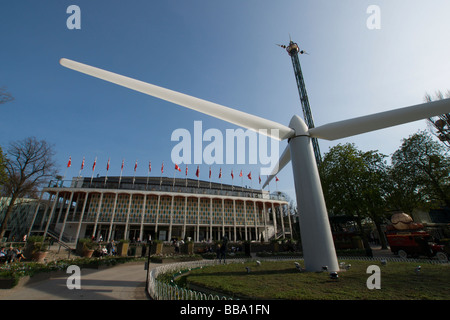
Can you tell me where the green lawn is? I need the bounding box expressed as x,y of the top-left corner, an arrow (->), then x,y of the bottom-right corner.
174,260 -> 450,300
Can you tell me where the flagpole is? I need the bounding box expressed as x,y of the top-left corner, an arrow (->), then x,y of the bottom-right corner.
160,162 -> 164,190
62,156 -> 72,184
133,159 -> 137,188
172,170 -> 176,191
240,170 -> 243,189
79,157 -> 85,178
63,156 -> 71,183
146,161 -> 151,191
90,157 -> 97,186
231,170 -> 234,191
196,165 -> 200,190
104,158 -> 110,187
119,159 -> 124,189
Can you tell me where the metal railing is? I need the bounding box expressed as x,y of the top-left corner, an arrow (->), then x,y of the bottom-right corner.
47,179 -> 288,201
147,259 -> 237,300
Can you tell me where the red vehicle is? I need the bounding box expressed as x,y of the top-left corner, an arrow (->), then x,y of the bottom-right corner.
386,229 -> 448,261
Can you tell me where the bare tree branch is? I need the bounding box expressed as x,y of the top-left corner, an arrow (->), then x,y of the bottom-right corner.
0,137 -> 58,238
0,86 -> 14,105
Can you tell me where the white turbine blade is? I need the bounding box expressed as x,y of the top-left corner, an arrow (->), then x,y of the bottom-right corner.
262,145 -> 291,188
309,99 -> 450,141
60,58 -> 295,141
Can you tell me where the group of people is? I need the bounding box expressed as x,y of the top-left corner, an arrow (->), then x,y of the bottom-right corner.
0,246 -> 26,264
172,238 -> 185,253
96,241 -> 117,257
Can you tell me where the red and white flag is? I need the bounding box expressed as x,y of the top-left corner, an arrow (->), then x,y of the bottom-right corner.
121,159 -> 124,171
81,157 -> 85,170
219,168 -> 222,179
209,167 -> 211,179
175,163 -> 181,172
161,162 -> 164,174
239,170 -> 243,177
185,165 -> 188,176
67,156 -> 72,168
92,157 -> 97,171
231,170 -> 234,179
149,161 -> 152,172
134,160 -> 138,172
195,165 -> 199,178
106,158 -> 110,171
247,172 -> 252,180
276,176 -> 279,182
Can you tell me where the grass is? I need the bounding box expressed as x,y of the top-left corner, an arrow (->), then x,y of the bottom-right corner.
173,260 -> 450,300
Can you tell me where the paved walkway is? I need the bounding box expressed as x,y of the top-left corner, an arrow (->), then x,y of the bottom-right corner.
0,261 -> 153,300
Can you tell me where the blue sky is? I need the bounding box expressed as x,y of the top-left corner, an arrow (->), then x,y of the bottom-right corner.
1,1 -> 450,202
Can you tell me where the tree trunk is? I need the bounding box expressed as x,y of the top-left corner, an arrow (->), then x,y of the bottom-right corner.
355,212 -> 373,257
0,193 -> 18,239
374,220 -> 388,249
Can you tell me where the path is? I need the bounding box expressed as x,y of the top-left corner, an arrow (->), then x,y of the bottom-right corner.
0,261 -> 152,300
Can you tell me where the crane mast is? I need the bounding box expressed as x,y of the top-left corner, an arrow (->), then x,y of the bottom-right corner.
279,40 -> 322,164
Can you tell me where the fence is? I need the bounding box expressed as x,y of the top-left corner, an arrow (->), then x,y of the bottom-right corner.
146,255 -> 449,300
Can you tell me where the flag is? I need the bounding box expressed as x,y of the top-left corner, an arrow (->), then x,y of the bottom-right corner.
92,158 -> 97,171
195,165 -> 199,178
247,171 -> 252,180
209,167 -> 211,179
149,161 -> 152,172
134,160 -> 138,172
219,168 -> 222,178
185,165 -> 188,176
81,157 -> 85,170
67,156 -> 72,168
121,159 -> 124,171
259,175 -> 261,184
239,170 -> 243,177
161,162 -> 164,173
276,176 -> 279,182
106,158 -> 110,171
175,163 -> 181,172
231,170 -> 234,179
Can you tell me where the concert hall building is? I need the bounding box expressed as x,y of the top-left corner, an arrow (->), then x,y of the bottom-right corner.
27,176 -> 292,244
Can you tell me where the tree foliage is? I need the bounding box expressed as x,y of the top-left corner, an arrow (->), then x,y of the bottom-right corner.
319,143 -> 391,248
424,90 -> 450,148
391,131 -> 450,208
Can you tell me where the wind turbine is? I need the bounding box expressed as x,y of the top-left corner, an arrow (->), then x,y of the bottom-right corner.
60,58 -> 450,272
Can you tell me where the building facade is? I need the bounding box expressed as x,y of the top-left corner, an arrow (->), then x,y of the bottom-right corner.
27,176 -> 291,244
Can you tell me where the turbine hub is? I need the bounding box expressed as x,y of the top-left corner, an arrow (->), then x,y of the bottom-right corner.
289,115 -> 309,137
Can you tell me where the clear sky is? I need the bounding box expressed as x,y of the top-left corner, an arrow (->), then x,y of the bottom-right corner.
1,1 -> 450,203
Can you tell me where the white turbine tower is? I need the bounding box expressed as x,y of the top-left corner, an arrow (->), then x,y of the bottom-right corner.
60,58 -> 450,272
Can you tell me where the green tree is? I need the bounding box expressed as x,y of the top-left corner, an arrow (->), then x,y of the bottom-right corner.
424,91 -> 450,148
0,137 -> 58,239
319,143 -> 390,250
391,131 -> 450,208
